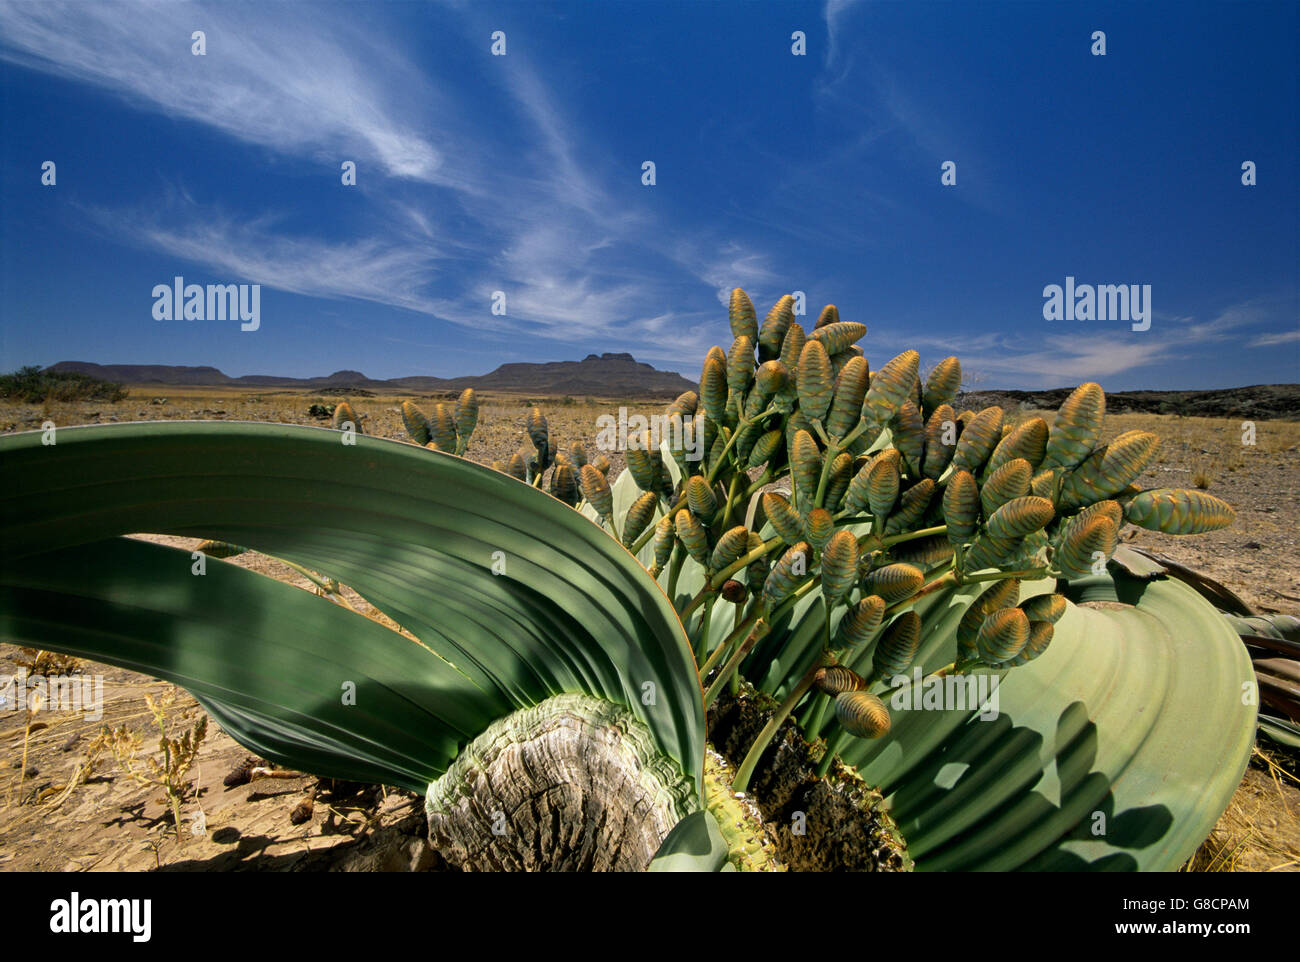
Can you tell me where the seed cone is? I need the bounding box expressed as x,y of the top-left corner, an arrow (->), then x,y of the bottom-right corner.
1076,499 -> 1123,532
804,507 -> 835,553
809,321 -> 867,356
686,475 -> 719,520
700,356 -> 728,422
626,436 -> 660,492
758,294 -> 796,360
1019,592 -> 1068,625
622,491 -> 659,547
594,454 -> 612,477
833,595 -> 887,651
950,406 -> 1004,475
652,516 -> 676,570
675,509 -> 711,567
710,526 -> 752,574
1055,514 -> 1118,580
762,491 -> 805,545
748,429 -> 783,470
753,359 -> 790,404
890,534 -> 954,570
821,529 -> 860,606
943,469 -> 980,542
790,429 -> 822,510
873,610 -> 923,678
665,391 -> 698,421
797,340 -> 834,423
835,691 -> 891,738
729,288 -> 758,341
332,401 -> 362,434
986,416 -> 1049,476
814,304 -> 839,330
763,542 -> 811,610
957,578 -> 1021,662
922,404 -> 958,479
976,607 -> 1031,664
1007,620 -> 1054,666
891,400 -> 926,477
884,478 -> 935,535
981,458 -> 1033,518
814,665 -> 868,695
861,563 -> 924,604
1043,382 -> 1105,472
778,322 -> 807,375
822,452 -> 854,513
826,355 -> 869,440
399,401 -> 431,444
962,533 -> 1019,572
455,389 -> 478,450
1123,488 -> 1235,535
575,464 -> 613,523
986,495 -> 1055,540
727,335 -> 756,396
1058,430 -> 1160,510
922,356 -> 962,415
1030,468 -> 1056,501
862,350 -> 920,431
550,463 -> 579,506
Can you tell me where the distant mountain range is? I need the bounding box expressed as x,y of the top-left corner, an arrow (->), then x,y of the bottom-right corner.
41,359 -> 1299,418
47,353 -> 696,398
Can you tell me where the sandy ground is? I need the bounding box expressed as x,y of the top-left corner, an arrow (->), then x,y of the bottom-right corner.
0,392 -> 1297,871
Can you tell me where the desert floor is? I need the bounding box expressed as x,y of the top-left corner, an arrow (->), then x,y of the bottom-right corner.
1,389 -> 1297,871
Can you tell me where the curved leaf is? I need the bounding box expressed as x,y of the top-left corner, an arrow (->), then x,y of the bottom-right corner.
832,572 -> 1255,870
0,422 -> 705,798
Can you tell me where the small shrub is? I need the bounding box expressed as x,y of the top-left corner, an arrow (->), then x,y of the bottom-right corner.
0,366 -> 127,403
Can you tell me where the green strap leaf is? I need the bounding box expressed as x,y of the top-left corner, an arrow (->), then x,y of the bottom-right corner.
0,422 -> 705,797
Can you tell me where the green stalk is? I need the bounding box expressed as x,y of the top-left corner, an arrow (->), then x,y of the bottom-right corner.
815,728 -> 850,777
679,586 -> 711,621
809,694 -> 835,740
666,543 -> 686,605
703,619 -> 769,709
709,535 -> 784,589
880,525 -> 947,546
694,596 -> 716,661
698,608 -> 760,680
719,471 -> 744,529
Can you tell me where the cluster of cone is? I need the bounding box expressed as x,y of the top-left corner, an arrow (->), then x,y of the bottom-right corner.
393,289 -> 1235,750
396,389 -> 480,457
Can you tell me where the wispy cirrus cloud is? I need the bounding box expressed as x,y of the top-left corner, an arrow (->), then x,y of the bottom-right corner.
0,0 -> 745,363
1248,329 -> 1300,348
866,327 -> 1175,387
0,1 -> 450,184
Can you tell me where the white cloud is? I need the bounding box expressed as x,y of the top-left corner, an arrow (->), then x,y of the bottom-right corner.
0,1 -> 450,183
1248,329 -> 1300,348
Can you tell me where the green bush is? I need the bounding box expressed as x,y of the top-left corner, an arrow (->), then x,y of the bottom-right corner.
0,366 -> 128,403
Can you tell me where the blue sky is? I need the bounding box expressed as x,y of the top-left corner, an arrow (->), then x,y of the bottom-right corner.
0,0 -> 1295,390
